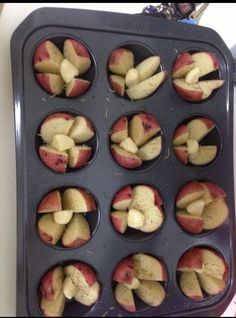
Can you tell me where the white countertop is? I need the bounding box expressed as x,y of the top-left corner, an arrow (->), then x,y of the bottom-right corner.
0,3 -> 236,317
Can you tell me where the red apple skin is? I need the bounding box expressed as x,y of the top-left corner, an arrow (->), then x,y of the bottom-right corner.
197,117 -> 215,130
33,41 -> 49,64
112,258 -> 135,284
109,75 -> 125,96
39,146 -> 68,173
174,147 -> 189,164
66,79 -> 90,97
40,267 -> 62,301
173,124 -> 188,144
176,213 -> 204,234
70,147 -> 92,168
111,116 -> 128,135
37,190 -> 62,213
174,83 -> 203,102
111,145 -> 142,169
172,52 -> 194,76
176,181 -> 204,204
139,113 -> 160,134
112,186 -> 132,209
66,39 -> 90,58
64,238 -> 88,248
36,73 -> 63,95
201,182 -> 226,201
42,112 -> 74,124
72,263 -> 97,287
79,188 -> 96,211
38,228 -> 54,245
203,51 -> 220,69
111,213 -> 127,234
177,248 -> 203,271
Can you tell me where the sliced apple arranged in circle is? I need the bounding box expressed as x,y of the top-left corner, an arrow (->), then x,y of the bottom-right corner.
40,262 -> 100,317
175,180 -> 228,234
38,112 -> 95,173
113,253 -> 167,312
172,51 -> 224,102
111,184 -> 164,235
108,47 -> 167,99
110,113 -> 163,169
177,247 -> 229,300
173,116 -> 218,166
33,39 -> 92,97
37,187 -> 97,248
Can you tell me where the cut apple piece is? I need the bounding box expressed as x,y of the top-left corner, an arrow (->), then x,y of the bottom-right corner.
138,136 -> 162,161
174,146 -> 189,165
202,249 -> 229,281
62,213 -> 90,248
124,277 -> 140,290
179,272 -> 203,301
172,52 -> 195,78
198,80 -> 224,99
109,74 -> 125,96
40,291 -> 66,317
108,48 -> 134,75
187,139 -> 199,160
51,134 -> 75,152
129,185 -> 162,212
111,144 -> 142,169
189,145 -> 217,165
53,210 -> 73,225
140,205 -> 164,233
63,276 -> 77,300
65,78 -> 90,97
191,51 -> 220,77
126,71 -> 167,100
110,116 -> 128,144
197,272 -> 226,295
176,211 -> 204,234
136,56 -> 161,82
111,211 -> 128,234
173,79 -> 203,102
125,68 -> 139,88
68,145 -> 92,169
134,280 -> 166,307
113,258 -> 135,285
36,73 -> 65,95
64,262 -> 97,288
33,40 -> 64,74
173,124 -> 189,146
38,214 -> 65,245
63,188 -> 96,212
39,145 -> 68,173
119,137 -> 138,154
202,198 -> 229,230
200,181 -> 226,205
186,199 -> 205,216
37,190 -> 62,213
127,208 -> 145,230
115,283 -> 136,312
68,116 -> 94,143
185,66 -> 200,84
132,253 -> 167,281
74,281 -> 100,306
40,266 -> 64,301
177,248 -> 203,273
112,185 -> 132,211
186,117 -> 216,142
176,181 -> 204,209
60,59 -> 79,84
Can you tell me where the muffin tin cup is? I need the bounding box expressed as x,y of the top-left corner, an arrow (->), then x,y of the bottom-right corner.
11,7 -> 235,317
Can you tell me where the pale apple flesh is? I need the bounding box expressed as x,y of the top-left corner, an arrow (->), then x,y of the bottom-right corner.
191,51 -> 220,77
36,73 -> 65,95
176,181 -> 204,209
186,117 -> 216,142
109,74 -> 125,96
112,185 -> 132,211
179,272 -> 203,301
74,281 -> 100,306
51,134 -> 75,152
176,211 -> 204,234
39,145 -> 68,173
68,116 -> 94,143
140,205 -> 164,233
136,56 -> 161,82
38,214 -> 65,245
172,52 -> 195,78
64,262 -> 97,288
129,185 -> 160,212
108,48 -> 134,75
202,249 -> 229,281
65,78 -> 90,97
40,266 -> 64,301
60,59 -> 79,84
202,198 -> 229,230
119,137 -> 138,154
68,145 -> 92,168
53,210 -> 73,225
111,144 -> 142,168
138,136 -> 162,161
197,272 -> 226,295
134,280 -> 166,307
111,211 -> 128,234
189,146 -> 217,166
200,181 -> 226,205
173,124 -> 189,146
63,276 -> 77,300
115,283 -> 136,312
40,291 -> 66,317
63,188 -> 96,212
127,208 -> 145,229
110,116 -> 128,144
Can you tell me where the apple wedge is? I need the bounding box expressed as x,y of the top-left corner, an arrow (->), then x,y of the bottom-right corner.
111,144 -> 142,169
65,78 -> 90,97
112,186 -> 132,211
64,262 -> 97,288
200,181 -> 226,205
197,272 -> 226,295
186,199 -> 205,216
177,248 -> 204,273
37,190 -> 62,213
172,52 -> 195,78
39,145 -> 68,173
60,59 -> 79,84
132,253 -> 167,281
186,117 -> 216,142
173,79 -> 203,102
129,185 -> 163,212
111,211 -> 128,234
134,280 -> 166,307
185,66 -> 200,84
189,146 -> 217,165
62,214 -> 91,248
74,281 -> 100,306
34,40 -> 64,74
108,48 -> 134,75
127,208 -> 145,230
63,39 -> 91,75
40,266 -> 64,301
176,181 -> 204,209
36,73 -> 65,95
179,272 -> 203,301
173,124 -> 189,146
115,283 -> 136,312
63,188 -> 96,212
119,137 -> 138,154
126,71 -> 167,100
40,291 -> 66,317
68,145 -> 92,169
110,116 -> 128,144
112,258 -> 135,285
187,139 -> 199,160
174,146 -> 189,164
191,51 -> 220,77
176,211 -> 204,234
124,278 -> 140,290
202,198 -> 229,230
140,205 -> 164,233
68,116 -> 94,143
198,80 -> 224,99
53,210 -> 73,225
109,74 -> 125,96
125,68 -> 139,88
138,136 -> 162,161
136,56 -> 161,81
202,249 -> 229,281
63,276 -> 77,300
129,113 -> 161,147
51,134 -> 75,152
38,214 -> 65,245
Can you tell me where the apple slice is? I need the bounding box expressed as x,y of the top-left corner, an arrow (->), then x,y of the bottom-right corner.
119,137 -> 138,154
111,211 -> 128,234
173,79 -> 203,102
189,146 -> 217,165
115,283 -> 136,312
202,198 -> 229,230
125,68 -> 139,88
60,59 -> 79,84
129,185 -> 163,212
172,52 -> 195,78
187,139 -> 199,160
38,214 -> 65,245
177,248 -> 204,273
176,181 -> 204,209
185,66 -> 200,84
63,39 -> 91,75
63,188 -> 96,212
65,78 -> 90,97
197,272 -> 226,295
68,116 -> 94,143
109,74 -> 125,96
140,205 -> 164,233
62,214 -> 90,248
37,190 -> 62,213
186,199 -> 205,216
64,262 -> 97,288
53,210 -> 73,225
176,211 -> 204,234
191,51 -> 220,77
40,266 -> 64,301
74,281 -> 100,306
136,56 -> 161,81
134,280 -> 166,307
138,136 -> 162,161
129,113 -> 161,147
110,116 -> 128,144
51,134 -> 75,152
68,145 -> 92,169
36,73 -> 65,95
186,117 -> 215,142
40,291 -> 66,317
124,278 -> 140,290
127,208 -> 145,230
40,112 -> 74,144
33,40 -> 64,74
39,145 -> 68,173
63,276 -> 77,300
198,80 -> 224,99
174,146 -> 189,165
132,253 -> 167,281
202,249 -> 229,281
112,185 -> 132,211
173,124 -> 189,146
179,272 -> 203,301
112,258 -> 135,285
108,48 -> 134,75
111,144 -> 142,169
126,71 -> 167,100
200,181 -> 226,205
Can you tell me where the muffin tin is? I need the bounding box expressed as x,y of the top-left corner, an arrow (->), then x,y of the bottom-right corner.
11,7 -> 235,317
